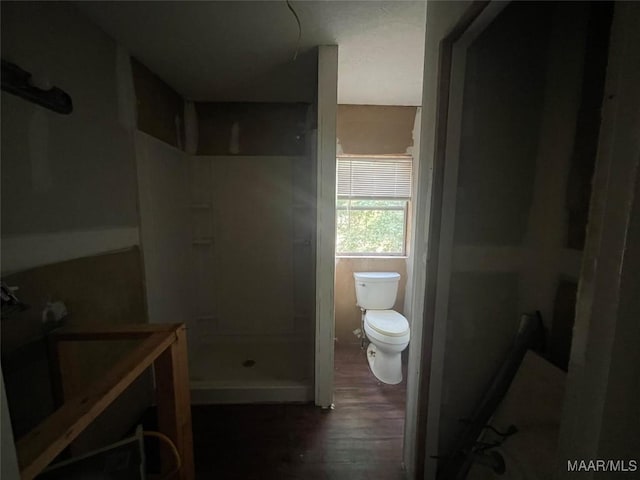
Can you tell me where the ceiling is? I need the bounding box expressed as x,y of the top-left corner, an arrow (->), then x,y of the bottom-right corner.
77,1 -> 426,105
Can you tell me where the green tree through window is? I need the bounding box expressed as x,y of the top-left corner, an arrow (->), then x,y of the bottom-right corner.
336,199 -> 407,255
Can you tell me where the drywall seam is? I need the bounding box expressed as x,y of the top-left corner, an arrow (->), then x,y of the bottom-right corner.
0,227 -> 140,274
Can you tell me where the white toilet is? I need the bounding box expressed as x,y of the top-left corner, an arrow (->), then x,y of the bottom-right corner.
353,272 -> 410,385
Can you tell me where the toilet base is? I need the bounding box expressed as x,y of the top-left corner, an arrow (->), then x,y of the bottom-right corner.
366,343 -> 403,385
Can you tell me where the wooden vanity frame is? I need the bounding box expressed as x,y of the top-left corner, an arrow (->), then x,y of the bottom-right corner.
15,323 -> 194,480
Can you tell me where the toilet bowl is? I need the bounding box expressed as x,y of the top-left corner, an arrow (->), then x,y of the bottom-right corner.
364,310 -> 410,384
354,272 -> 411,384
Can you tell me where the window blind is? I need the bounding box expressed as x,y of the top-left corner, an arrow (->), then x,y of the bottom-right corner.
337,156 -> 413,199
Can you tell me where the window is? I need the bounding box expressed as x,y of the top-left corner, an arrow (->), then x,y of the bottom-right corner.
336,155 -> 412,256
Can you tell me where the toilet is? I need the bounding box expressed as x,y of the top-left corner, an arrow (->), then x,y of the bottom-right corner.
353,272 -> 410,385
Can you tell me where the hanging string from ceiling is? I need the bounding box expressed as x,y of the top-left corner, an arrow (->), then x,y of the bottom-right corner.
286,0 -> 302,61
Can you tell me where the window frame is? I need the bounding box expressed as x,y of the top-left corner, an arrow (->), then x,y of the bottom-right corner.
335,155 -> 413,257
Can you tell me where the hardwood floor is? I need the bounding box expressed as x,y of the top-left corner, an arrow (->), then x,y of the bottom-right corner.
191,343 -> 407,479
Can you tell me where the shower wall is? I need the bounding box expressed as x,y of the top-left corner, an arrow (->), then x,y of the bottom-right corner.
187,103 -> 316,402
189,155 -> 312,337
190,102 -> 314,334
135,131 -> 193,326
136,146 -> 315,401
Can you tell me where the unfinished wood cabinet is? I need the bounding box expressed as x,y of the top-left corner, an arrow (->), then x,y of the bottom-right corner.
15,323 -> 194,480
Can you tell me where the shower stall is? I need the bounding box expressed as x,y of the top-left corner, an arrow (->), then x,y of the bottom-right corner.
136,130 -> 316,404
187,153 -> 316,403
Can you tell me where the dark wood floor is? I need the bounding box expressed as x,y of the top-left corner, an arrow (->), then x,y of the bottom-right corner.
191,343 -> 407,479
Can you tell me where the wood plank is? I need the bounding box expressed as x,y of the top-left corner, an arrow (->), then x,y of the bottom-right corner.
155,325 -> 194,480
52,323 -> 181,341
16,330 -> 176,479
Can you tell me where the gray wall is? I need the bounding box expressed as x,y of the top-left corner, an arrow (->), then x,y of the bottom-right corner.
438,2 -> 552,453
0,2 -> 150,461
438,1 -> 592,455
452,4 -> 550,247
1,1 -> 138,237
422,0 -> 639,473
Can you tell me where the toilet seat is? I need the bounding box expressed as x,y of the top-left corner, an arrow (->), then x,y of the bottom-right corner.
365,310 -> 409,339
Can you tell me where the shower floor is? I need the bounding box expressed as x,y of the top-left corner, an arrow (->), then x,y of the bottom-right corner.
188,337 -> 313,404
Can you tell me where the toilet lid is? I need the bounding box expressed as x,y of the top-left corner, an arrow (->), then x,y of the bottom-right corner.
365,310 -> 409,337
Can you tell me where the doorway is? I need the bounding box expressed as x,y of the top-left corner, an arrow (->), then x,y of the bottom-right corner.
315,41 -> 426,479
420,1 -> 615,478
332,105 -> 422,473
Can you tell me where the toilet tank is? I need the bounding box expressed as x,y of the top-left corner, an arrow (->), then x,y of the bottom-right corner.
353,272 -> 401,310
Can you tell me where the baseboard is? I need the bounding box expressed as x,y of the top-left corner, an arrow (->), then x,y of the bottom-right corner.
190,381 -> 313,405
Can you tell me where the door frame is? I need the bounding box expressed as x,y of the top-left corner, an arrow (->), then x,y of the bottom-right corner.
410,2 -> 510,478
555,1 -> 640,469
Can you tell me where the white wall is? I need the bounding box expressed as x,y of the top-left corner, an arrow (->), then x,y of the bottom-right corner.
1,2 -> 139,274
135,132 -> 193,327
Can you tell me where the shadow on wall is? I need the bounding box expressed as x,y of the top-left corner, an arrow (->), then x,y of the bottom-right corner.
334,257 -> 407,344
